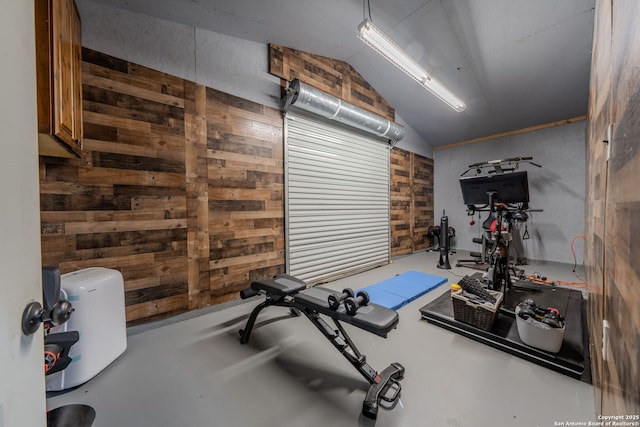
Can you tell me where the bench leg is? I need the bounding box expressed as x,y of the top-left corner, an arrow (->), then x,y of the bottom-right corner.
297,309 -> 404,419
362,362 -> 405,419
239,296 -> 405,419
239,300 -> 271,344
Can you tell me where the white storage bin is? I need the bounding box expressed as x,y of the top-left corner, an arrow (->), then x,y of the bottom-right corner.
515,315 -> 565,353
46,267 -> 127,391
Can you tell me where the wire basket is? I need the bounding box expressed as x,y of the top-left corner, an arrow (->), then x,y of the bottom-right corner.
451,289 -> 503,331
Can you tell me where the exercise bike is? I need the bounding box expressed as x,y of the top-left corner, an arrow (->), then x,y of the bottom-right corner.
457,158 -> 542,295
456,157 -> 540,271
483,193 -> 518,292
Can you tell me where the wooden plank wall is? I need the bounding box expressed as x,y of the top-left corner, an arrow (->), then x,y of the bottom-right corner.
585,0 -> 611,412
586,0 -> 640,414
40,49 -> 285,326
390,148 -> 434,256
602,0 -> 640,413
412,154 -> 434,251
40,49 -> 190,326
205,88 -> 285,302
269,44 -> 395,121
40,47 -> 431,326
390,148 -> 412,255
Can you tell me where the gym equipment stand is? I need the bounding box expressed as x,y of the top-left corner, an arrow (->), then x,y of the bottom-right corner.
239,275 -> 405,419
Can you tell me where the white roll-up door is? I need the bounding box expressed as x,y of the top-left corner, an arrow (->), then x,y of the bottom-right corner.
285,111 -> 390,284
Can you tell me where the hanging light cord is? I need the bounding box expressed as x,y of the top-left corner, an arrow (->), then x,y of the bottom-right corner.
364,0 -> 372,21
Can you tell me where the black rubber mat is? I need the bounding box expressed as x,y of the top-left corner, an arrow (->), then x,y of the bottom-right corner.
419,282 -> 591,383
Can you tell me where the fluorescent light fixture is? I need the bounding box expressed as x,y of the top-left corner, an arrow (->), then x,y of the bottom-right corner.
357,18 -> 467,112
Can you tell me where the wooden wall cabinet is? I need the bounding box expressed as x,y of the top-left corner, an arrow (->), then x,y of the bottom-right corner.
35,0 -> 83,158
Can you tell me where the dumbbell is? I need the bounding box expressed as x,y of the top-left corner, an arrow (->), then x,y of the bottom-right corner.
344,291 -> 370,315
328,288 -> 354,310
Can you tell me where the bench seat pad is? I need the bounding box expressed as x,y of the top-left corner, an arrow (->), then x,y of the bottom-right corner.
250,275 -> 306,296
295,287 -> 399,338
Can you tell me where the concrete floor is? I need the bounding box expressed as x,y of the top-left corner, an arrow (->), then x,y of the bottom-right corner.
47,251 -> 596,426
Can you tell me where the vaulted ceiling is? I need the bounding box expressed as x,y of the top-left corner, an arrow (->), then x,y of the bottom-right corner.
88,0 -> 595,146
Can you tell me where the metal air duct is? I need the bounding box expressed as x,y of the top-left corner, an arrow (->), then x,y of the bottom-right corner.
283,79 -> 405,142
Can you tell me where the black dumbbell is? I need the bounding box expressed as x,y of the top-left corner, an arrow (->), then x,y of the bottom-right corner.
328,288 -> 354,310
344,291 -> 370,315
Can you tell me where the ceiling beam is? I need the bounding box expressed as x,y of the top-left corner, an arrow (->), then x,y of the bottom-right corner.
433,115 -> 587,151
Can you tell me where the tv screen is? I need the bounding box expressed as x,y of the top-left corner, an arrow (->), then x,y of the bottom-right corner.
459,171 -> 530,205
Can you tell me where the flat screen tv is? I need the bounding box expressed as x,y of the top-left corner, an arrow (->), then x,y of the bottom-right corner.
459,171 -> 530,205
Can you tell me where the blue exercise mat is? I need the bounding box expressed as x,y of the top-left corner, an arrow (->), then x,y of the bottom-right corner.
359,271 -> 448,310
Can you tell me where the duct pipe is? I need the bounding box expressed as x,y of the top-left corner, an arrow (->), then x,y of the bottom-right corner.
283,79 -> 405,142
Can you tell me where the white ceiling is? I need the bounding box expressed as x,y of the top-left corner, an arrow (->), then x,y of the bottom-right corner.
88,0 -> 595,146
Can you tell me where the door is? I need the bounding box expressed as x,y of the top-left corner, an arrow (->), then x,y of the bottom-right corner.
285,112 -> 391,283
0,1 -> 47,425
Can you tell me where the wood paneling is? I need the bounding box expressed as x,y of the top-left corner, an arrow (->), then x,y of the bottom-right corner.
269,44 -> 395,122
40,49 -> 189,326
184,82 -> 210,310
585,0 -> 611,412
602,0 -> 640,413
205,87 -> 285,303
412,155 -> 434,251
40,49 -> 285,326
391,149 -> 412,256
40,47 -> 427,326
390,148 -> 434,256
586,0 -> 640,414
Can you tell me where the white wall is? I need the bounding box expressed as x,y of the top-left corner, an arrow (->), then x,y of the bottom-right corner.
76,0 -> 430,158
0,1 -> 47,425
434,121 -> 586,264
394,114 -> 433,158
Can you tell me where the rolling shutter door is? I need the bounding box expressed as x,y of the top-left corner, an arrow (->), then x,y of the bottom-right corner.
285,111 -> 390,283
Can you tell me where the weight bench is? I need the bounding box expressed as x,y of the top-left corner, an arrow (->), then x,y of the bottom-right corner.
239,274 -> 405,419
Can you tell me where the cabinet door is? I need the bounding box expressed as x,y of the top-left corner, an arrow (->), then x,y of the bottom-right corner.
51,0 -> 81,154
71,1 -> 82,145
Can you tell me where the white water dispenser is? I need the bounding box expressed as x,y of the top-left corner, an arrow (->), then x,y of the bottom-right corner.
46,267 -> 127,391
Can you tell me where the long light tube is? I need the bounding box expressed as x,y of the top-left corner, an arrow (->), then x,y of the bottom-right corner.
357,18 -> 466,112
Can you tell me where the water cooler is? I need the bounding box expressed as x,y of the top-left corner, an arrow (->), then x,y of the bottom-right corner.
46,267 -> 127,391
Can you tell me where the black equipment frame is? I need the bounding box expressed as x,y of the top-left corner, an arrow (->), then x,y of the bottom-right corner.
239,288 -> 404,419
456,170 -> 534,280
456,171 -> 538,292
422,157 -> 591,382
